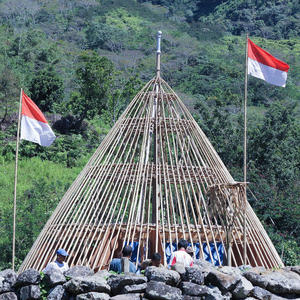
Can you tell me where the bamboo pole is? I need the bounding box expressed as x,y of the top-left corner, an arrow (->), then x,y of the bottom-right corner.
243,34 -> 249,265
12,88 -> 22,271
154,32 -> 161,252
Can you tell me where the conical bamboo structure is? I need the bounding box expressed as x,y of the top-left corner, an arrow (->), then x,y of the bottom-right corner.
19,32 -> 283,272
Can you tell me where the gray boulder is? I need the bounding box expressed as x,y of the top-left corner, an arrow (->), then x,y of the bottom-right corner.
181,283 -> 225,300
76,292 -> 110,300
290,266 -> 300,276
180,281 -> 211,296
145,266 -> 180,286
0,292 -> 18,300
15,269 -> 41,288
108,274 -> 147,295
109,294 -> 141,300
64,266 -> 94,279
223,291 -> 233,299
243,271 -> 268,289
182,266 -> 210,285
64,276 -> 110,295
250,286 -> 285,300
43,269 -> 66,287
238,265 -> 253,273
110,294 -> 144,300
170,264 -> 186,276
205,269 -> 241,292
193,259 -> 214,269
232,277 -> 253,299
0,270 -> 17,293
47,285 -> 68,300
145,281 -> 182,300
249,267 -> 267,274
121,283 -> 147,294
262,271 -> 300,295
93,271 -> 111,280
245,270 -> 300,295
19,285 -> 41,300
218,266 -> 242,278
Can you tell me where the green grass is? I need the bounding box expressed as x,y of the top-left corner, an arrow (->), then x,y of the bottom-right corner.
0,155 -> 91,208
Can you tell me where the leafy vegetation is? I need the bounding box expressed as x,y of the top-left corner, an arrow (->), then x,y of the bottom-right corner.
141,0 -> 300,39
69,51 -> 115,122
29,66 -> 64,112
0,0 -> 299,269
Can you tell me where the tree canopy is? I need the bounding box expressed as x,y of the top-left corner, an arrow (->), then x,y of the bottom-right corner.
29,67 -> 64,112
70,51 -> 114,122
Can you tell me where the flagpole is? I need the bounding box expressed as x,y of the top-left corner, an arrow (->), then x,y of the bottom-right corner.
243,34 -> 249,265
12,88 -> 22,271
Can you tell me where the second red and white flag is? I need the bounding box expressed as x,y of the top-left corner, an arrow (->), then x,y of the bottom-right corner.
248,38 -> 289,87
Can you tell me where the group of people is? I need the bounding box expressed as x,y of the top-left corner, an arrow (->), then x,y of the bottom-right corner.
44,239 -> 194,274
109,246 -> 163,274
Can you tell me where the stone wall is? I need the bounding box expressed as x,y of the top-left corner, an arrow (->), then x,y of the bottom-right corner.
0,261 -> 299,299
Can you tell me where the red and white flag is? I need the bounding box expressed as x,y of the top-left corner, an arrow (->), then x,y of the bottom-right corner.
20,91 -> 56,147
248,38 -> 290,87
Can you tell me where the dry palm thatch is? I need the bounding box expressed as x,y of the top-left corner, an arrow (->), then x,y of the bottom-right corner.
19,32 -> 283,272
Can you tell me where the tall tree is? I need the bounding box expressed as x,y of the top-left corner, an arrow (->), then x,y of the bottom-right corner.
249,101 -> 299,189
194,97 -> 243,168
247,101 -> 300,264
29,66 -> 64,112
70,51 -> 114,121
104,74 -> 142,126
0,68 -> 18,130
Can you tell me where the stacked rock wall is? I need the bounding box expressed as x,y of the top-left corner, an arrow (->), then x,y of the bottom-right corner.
0,262 -> 299,299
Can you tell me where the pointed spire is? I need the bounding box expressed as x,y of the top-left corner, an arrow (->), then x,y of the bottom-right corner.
156,31 -> 162,78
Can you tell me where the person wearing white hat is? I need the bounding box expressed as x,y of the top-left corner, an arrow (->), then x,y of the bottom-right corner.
43,249 -> 69,273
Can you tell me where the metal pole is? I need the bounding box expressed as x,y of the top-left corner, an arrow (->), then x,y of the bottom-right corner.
243,34 -> 249,265
156,31 -> 162,78
13,88 -> 22,271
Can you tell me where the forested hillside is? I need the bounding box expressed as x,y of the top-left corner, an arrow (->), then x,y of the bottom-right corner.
0,0 -> 299,269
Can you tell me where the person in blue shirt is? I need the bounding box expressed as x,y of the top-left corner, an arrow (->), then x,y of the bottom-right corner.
109,245 -> 136,273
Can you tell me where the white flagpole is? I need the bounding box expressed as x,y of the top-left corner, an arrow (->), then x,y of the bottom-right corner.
12,88 -> 22,271
243,34 -> 249,265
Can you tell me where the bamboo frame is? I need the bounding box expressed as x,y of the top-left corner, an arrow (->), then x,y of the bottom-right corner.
19,33 -> 283,273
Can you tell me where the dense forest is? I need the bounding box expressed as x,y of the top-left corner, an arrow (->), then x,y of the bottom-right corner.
0,0 -> 299,269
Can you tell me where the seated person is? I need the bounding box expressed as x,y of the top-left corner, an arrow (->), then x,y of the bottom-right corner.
186,246 -> 194,258
170,239 -> 193,267
151,252 -> 162,267
140,252 -> 163,270
43,249 -> 69,273
109,245 -> 136,273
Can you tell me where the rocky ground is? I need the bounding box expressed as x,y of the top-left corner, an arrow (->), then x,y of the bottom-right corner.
0,260 -> 299,299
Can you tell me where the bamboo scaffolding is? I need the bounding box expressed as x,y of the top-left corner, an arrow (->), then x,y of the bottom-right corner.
19,32 -> 283,272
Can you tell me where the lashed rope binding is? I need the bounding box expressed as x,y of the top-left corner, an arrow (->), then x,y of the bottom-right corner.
19,32 -> 283,272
